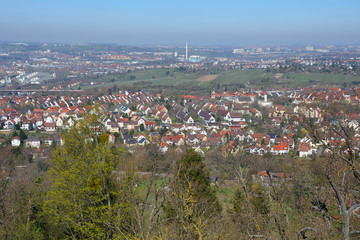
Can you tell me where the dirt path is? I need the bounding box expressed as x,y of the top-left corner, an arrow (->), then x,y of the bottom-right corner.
275,73 -> 283,79
197,74 -> 219,82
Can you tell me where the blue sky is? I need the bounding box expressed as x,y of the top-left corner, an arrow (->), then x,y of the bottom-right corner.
1,0 -> 360,45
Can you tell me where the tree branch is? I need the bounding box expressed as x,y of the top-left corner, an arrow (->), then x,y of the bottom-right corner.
350,231 -> 360,236
297,227 -> 317,240
326,173 -> 346,215
348,203 -> 360,215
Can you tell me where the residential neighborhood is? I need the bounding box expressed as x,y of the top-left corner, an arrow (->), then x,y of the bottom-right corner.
2,86 -> 360,160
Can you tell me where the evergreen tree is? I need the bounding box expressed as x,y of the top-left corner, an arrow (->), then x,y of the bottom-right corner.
29,122 -> 34,131
173,149 -> 220,210
164,149 -> 221,239
19,129 -> 27,141
251,183 -> 270,216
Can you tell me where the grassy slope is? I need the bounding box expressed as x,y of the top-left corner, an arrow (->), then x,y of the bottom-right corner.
213,69 -> 268,85
84,68 -> 360,90
281,72 -> 360,84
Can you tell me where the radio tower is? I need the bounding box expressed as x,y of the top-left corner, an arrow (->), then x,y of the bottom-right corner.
185,43 -> 188,61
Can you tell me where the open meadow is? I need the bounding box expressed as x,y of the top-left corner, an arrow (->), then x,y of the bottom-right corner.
83,68 -> 360,91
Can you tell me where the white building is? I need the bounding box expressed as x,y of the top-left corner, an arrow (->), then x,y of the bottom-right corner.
26,136 -> 41,148
11,136 -> 21,147
258,94 -> 273,108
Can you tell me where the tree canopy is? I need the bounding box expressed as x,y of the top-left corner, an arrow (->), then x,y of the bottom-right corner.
44,118 -> 136,239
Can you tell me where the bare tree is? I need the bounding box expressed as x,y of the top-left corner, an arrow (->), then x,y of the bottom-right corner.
299,102 -> 360,240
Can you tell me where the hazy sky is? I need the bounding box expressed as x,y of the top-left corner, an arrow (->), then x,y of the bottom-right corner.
1,0 -> 360,45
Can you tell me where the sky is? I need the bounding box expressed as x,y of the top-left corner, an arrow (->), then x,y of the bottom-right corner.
1,0 -> 360,46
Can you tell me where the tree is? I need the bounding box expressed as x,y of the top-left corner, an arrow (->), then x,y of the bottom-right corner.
44,118 -> 136,239
29,122 -> 34,131
139,123 -> 144,132
164,149 -> 221,239
165,102 -> 172,111
129,129 -> 135,136
19,129 -> 27,142
300,102 -> 360,240
98,132 -> 109,144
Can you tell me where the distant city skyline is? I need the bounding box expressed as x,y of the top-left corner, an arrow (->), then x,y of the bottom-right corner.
1,0 -> 360,45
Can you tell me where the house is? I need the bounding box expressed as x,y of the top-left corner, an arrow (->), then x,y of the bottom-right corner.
257,171 -> 270,181
225,112 -> 245,122
221,140 -> 240,157
186,135 -> 200,145
272,118 -> 282,126
45,116 -> 54,123
138,137 -> 148,146
159,142 -> 168,152
20,118 -> 30,130
193,146 -> 205,157
44,136 -> 54,146
229,124 -> 242,131
271,143 -> 289,155
298,142 -> 313,158
0,138 -> 6,147
107,122 -> 120,133
198,110 -> 215,123
162,135 -> 184,146
144,121 -> 155,130
57,137 -> 64,146
11,136 -> 21,147
348,120 -> 359,130
258,145 -> 269,155
43,122 -> 56,132
137,118 -> 145,126
123,135 -> 137,146
151,109 -> 160,117
217,109 -> 229,118
207,122 -> 221,129
62,121 -> 71,129
176,110 -> 194,124
68,118 -> 75,127
56,117 -> 64,128
161,115 -> 172,124
109,134 -> 115,143
184,115 -> 194,124
26,136 -> 41,148
249,108 -> 262,118
4,119 -> 15,129
150,132 -> 160,143
35,118 -> 44,128
247,145 -> 258,154
139,105 -> 152,115
126,121 -> 138,130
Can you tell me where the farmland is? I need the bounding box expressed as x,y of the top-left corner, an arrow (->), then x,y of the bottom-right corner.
83,68 -> 360,91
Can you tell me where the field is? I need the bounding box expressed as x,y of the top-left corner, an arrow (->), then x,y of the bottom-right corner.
197,74 -> 219,82
279,72 -> 360,85
83,68 -> 360,90
135,176 -> 237,212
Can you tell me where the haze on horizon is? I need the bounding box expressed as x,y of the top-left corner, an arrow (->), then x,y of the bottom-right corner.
1,0 -> 360,46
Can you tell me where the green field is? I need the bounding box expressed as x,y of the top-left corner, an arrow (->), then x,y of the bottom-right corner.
280,72 -> 360,85
83,68 -> 360,90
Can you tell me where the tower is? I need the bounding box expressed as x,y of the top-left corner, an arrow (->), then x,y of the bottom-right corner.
185,43 -> 188,61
